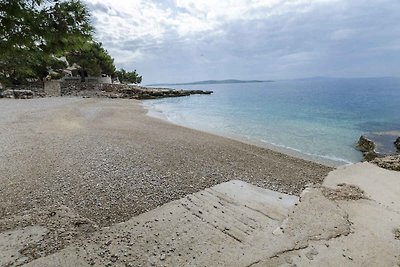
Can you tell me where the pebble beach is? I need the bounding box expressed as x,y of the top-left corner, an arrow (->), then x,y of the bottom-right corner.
0,97 -> 331,227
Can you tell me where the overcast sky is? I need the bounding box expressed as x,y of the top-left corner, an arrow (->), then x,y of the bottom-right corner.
84,0 -> 400,84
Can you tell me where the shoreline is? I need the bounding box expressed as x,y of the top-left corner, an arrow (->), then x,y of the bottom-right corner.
142,101 -> 352,168
0,97 -> 332,227
2,97 -> 400,266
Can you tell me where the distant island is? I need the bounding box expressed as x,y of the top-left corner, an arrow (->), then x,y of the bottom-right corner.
147,79 -> 273,86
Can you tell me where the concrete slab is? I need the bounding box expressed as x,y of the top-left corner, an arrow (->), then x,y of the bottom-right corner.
0,206 -> 98,267
254,163 -> 400,266
246,187 -> 351,266
0,226 -> 47,266
20,164 -> 400,266
255,198 -> 400,267
323,162 -> 400,211
26,180 -> 299,266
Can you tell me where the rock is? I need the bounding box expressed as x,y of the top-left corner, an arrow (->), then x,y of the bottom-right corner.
107,93 -> 121,99
58,81 -> 213,100
363,151 -> 379,161
13,89 -> 34,99
394,137 -> 400,151
356,135 -> 378,161
356,135 -> 383,161
371,155 -> 400,171
1,89 -> 34,99
356,134 -> 400,168
321,183 -> 367,201
356,135 -> 375,153
134,89 -> 210,100
0,89 -> 14,98
394,228 -> 400,240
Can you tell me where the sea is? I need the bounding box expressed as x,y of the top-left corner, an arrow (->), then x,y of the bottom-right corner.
143,77 -> 400,166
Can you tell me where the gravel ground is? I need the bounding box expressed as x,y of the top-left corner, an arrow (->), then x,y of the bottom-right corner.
0,97 -> 332,227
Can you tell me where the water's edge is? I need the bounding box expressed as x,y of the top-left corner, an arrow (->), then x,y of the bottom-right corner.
142,101 -> 349,167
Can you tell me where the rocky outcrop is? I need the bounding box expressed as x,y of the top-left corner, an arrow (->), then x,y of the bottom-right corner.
356,135 -> 375,152
0,82 -> 212,100
60,82 -> 212,99
356,135 -> 377,161
371,155 -> 400,171
134,89 -> 212,99
0,89 -> 34,99
356,134 -> 400,171
394,137 -> 400,151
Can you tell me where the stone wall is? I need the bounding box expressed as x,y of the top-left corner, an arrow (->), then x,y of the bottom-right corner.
44,81 -> 61,96
60,81 -> 96,95
96,76 -> 112,84
60,81 -> 141,96
61,76 -> 112,84
9,82 -> 45,95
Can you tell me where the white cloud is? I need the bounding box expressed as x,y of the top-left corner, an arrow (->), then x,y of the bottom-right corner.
86,0 -> 343,45
83,0 -> 400,83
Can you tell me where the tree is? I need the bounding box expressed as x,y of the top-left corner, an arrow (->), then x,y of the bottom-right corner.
115,69 -> 142,84
66,42 -> 116,80
0,0 -> 92,85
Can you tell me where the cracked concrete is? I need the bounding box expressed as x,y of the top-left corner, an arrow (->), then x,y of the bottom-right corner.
0,226 -> 47,267
2,163 -> 400,266
253,163 -> 400,266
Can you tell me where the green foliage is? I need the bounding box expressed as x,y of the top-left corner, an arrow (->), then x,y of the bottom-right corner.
66,42 -> 116,77
0,0 -> 142,85
115,69 -> 142,84
48,72 -> 63,80
0,0 -> 92,85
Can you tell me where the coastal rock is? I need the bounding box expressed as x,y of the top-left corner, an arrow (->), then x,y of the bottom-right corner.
371,155 -> 400,171
1,82 -> 213,100
356,135 -> 377,161
0,89 -> 34,99
59,81 -> 213,100
134,89 -> 212,100
394,137 -> 400,151
356,133 -> 400,165
356,135 -> 375,153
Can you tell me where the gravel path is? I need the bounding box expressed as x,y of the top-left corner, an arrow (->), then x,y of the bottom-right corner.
0,97 -> 332,226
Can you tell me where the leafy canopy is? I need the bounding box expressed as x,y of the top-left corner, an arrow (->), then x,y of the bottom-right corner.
115,69 -> 142,84
66,42 -> 116,77
0,0 -> 92,85
0,0 -> 142,86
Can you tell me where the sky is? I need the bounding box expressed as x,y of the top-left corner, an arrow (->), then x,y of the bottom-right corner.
84,0 -> 400,84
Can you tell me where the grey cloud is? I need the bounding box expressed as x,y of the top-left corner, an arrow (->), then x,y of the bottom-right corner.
86,1 -> 132,19
85,0 -> 400,83
85,2 -> 109,13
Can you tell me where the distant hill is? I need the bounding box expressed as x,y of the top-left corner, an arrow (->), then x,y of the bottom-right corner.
147,79 -> 273,86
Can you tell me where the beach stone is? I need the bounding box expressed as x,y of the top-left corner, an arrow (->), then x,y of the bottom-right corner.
356,135 -> 375,153
321,183 -> 367,201
0,89 -> 34,99
371,155 -> 400,171
356,135 -> 378,161
0,89 -> 15,98
394,137 -> 400,151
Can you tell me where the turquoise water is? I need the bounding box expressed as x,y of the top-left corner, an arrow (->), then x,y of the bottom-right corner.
143,77 -> 400,166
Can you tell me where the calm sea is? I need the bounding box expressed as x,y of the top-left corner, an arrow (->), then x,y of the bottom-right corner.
143,77 -> 400,166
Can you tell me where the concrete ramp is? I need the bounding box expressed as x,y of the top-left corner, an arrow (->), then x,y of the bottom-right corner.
12,166 -> 400,266
25,180 -> 299,266
253,162 -> 400,266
